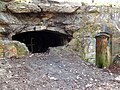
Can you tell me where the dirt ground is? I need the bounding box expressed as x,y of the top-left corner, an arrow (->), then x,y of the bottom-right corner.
0,47 -> 120,90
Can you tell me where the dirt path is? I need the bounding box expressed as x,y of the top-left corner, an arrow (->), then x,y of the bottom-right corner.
0,47 -> 120,90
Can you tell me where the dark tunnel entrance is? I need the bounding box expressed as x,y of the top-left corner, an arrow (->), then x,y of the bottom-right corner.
12,30 -> 71,53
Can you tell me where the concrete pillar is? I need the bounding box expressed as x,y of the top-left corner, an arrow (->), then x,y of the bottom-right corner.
95,32 -> 112,68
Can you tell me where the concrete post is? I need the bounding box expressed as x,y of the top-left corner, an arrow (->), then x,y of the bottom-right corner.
95,32 -> 112,68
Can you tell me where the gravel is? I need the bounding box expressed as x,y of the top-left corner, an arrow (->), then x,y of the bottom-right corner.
0,47 -> 120,90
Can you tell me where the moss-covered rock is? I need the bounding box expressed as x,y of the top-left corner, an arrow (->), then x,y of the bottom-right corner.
13,41 -> 29,58
0,40 -> 29,59
5,43 -> 18,58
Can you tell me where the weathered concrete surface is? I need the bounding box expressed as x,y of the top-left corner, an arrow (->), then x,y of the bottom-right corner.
0,47 -> 119,90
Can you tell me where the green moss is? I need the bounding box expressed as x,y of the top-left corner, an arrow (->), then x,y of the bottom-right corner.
96,53 -> 111,68
14,43 -> 29,56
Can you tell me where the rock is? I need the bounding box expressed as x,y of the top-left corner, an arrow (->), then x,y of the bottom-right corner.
47,27 -> 67,34
0,40 -> 29,59
0,68 -> 6,75
47,0 -> 62,4
68,38 -> 79,48
14,0 -> 33,3
113,54 -> 120,65
0,1 -> 7,11
9,40 -> 29,58
0,12 -> 21,25
87,7 -> 99,13
85,83 -> 93,88
73,32 -> 80,38
115,76 -> 120,81
48,75 -> 58,81
6,44 -> 18,58
38,3 -> 79,13
7,2 -> 41,13
0,12 -> 25,34
1,0 -> 12,2
109,63 -> 120,74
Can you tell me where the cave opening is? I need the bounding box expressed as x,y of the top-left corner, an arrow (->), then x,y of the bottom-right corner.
12,30 -> 71,53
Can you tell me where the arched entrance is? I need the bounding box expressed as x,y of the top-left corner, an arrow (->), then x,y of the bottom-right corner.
12,30 -> 71,53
